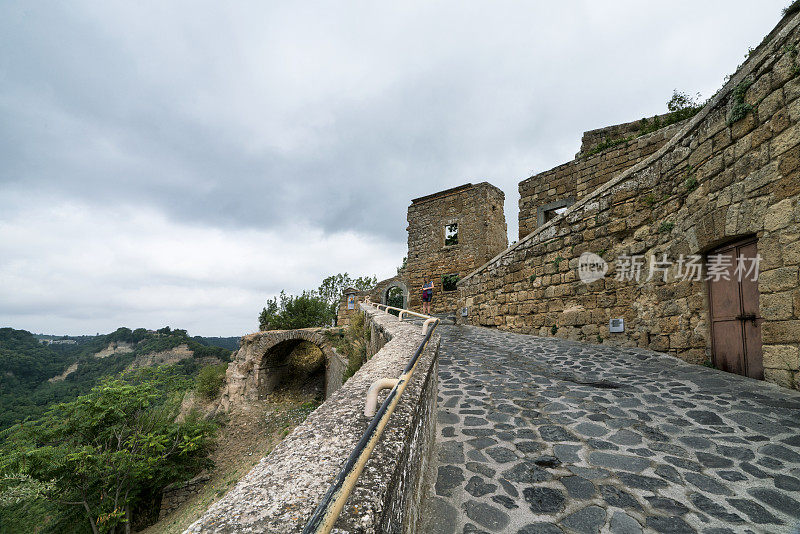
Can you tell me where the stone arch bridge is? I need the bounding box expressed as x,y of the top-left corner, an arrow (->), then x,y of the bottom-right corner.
216,328 -> 347,412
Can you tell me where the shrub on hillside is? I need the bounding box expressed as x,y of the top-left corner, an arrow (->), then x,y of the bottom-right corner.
0,368 -> 216,533
196,364 -> 228,400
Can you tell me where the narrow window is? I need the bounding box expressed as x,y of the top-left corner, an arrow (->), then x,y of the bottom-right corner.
544,206 -> 568,223
444,223 -> 459,246
442,273 -> 459,292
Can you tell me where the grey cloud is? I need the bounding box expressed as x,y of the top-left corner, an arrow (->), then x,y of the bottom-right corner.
0,0 -> 789,333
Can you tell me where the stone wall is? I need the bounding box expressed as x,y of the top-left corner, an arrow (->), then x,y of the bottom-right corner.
577,111 -> 687,156
405,183 -> 507,314
460,11 -> 800,390
187,305 -> 440,532
338,276 -> 409,326
518,119 -> 685,240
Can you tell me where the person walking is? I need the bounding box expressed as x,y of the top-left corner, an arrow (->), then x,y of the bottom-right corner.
421,275 -> 434,315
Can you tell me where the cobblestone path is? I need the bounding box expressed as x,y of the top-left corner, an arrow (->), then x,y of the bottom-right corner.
421,325 -> 800,534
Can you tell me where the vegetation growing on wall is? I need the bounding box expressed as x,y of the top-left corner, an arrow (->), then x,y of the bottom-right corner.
386,286 -> 404,309
584,90 -> 702,157
784,0 -> 800,16
442,273 -> 459,292
727,78 -> 755,124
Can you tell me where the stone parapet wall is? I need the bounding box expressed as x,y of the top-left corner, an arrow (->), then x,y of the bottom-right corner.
461,11 -> 800,390
577,111 -> 687,156
518,120 -> 685,240
186,304 -> 440,532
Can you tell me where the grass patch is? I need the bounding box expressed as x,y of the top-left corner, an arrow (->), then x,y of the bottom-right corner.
684,175 -> 698,193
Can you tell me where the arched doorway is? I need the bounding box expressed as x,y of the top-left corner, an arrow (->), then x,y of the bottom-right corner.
382,281 -> 409,309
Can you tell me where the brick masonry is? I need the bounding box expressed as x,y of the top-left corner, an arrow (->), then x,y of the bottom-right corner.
460,11 -> 800,391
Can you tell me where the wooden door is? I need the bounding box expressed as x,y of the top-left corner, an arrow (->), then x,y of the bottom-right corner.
708,237 -> 764,379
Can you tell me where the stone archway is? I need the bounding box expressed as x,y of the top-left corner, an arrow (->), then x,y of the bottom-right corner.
382,280 -> 409,309
256,339 -> 325,399
216,328 -> 347,412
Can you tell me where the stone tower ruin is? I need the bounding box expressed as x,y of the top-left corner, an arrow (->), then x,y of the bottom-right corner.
404,182 -> 508,314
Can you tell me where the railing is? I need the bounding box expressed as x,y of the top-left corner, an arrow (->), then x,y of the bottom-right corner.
302,302 -> 440,534
369,301 -> 438,336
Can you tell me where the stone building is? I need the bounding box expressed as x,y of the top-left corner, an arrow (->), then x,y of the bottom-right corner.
404,183 -> 508,314
338,182 -> 508,323
458,12 -> 800,390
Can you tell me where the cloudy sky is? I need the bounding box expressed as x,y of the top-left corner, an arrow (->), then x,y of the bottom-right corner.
0,1 -> 788,336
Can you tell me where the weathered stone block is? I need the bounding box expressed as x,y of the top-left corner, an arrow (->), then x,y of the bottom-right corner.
786,77 -> 800,102
765,198 -> 796,231
771,52 -> 796,90
762,320 -> 800,344
771,122 -> 800,156
763,344 -> 800,370
764,368 -> 794,388
783,237 -> 800,266
760,267 -> 799,293
761,290 -> 795,320
747,72 -> 771,106
759,88 -> 785,120
688,139 -> 713,168
731,112 -> 756,140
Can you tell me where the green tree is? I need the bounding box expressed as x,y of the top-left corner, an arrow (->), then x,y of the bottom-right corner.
316,273 -> 377,309
386,286 -> 404,309
0,369 -> 215,534
258,291 -> 333,330
259,273 -> 377,331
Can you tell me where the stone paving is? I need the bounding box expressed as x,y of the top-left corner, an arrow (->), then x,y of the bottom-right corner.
421,325 -> 800,534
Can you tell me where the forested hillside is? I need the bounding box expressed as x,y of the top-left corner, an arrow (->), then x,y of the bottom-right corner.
0,327 -> 237,430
